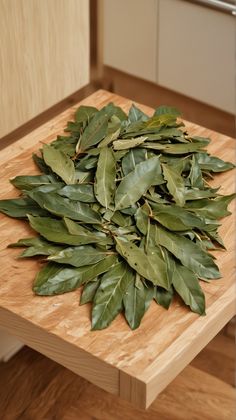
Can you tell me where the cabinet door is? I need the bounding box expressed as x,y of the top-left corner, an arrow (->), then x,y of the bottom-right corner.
158,0 -> 235,113
0,0 -> 89,138
104,0 -> 158,82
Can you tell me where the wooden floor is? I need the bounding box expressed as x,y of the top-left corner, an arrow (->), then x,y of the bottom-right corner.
0,332 -> 235,420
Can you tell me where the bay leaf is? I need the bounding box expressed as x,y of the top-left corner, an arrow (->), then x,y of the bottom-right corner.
123,274 -> 147,329
50,135 -> 77,157
196,152 -> 235,173
135,205 -> 149,235
63,217 -> 112,245
128,104 -> 149,122
143,142 -> 206,154
0,197 -> 48,218
28,215 -> 101,245
172,260 -> 206,315
185,194 -> 235,219
47,245 -> 111,267
75,105 -> 98,125
115,236 -> 169,289
78,111 -> 108,152
184,188 -> 218,201
115,157 -> 163,210
154,286 -> 174,309
121,148 -> 147,176
58,184 -> 96,202
10,174 -> 57,191
154,225 -> 221,279
9,236 -> 64,258
150,202 -> 206,231
113,136 -> 147,150
33,255 -> 117,295
80,279 -> 100,305
91,262 -> 133,330
154,105 -> 181,118
99,115 -> 121,148
43,144 -> 76,184
76,155 -> 98,171
189,155 -> 204,188
162,163 -> 186,207
28,191 -> 101,224
94,147 -> 116,208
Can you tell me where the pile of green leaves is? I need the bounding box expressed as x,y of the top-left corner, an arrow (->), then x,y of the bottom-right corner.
0,102 -> 235,330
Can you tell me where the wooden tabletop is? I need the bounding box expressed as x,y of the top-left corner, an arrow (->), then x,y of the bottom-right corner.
0,90 -> 235,409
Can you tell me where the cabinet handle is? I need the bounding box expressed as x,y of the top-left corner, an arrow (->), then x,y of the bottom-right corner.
184,0 -> 236,15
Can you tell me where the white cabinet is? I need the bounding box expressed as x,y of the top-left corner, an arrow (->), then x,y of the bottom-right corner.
158,0 -> 235,113
104,0 -> 158,82
103,0 -> 235,113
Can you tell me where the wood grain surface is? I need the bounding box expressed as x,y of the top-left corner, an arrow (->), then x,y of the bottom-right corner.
0,334 -> 235,419
0,0 -> 89,138
0,90 -> 235,409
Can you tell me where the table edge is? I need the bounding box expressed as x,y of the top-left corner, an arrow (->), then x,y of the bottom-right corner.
0,305 -> 119,396
119,283 -> 236,408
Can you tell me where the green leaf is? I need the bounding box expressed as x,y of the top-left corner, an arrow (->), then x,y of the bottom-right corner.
111,211 -> 133,227
47,245 -> 111,267
154,105 -> 181,118
185,194 -> 236,219
121,148 -> 147,176
80,279 -> 100,305
154,225 -> 221,280
9,236 -> 64,258
196,153 -> 235,173
115,236 -> 169,289
75,155 -> 98,171
63,217 -> 112,245
0,197 -> 48,218
184,188 -> 218,201
91,262 -> 133,330
190,136 -> 211,145
123,274 -> 147,329
135,204 -> 149,235
172,261 -> 206,315
94,147 -> 116,209
99,116 -> 121,148
50,135 -> 78,157
115,157 -> 163,210
162,163 -> 186,207
143,142 -> 206,154
75,105 -> 98,124
28,191 -> 101,224
28,215 -> 101,245
151,202 -> 206,231
102,102 -> 127,121
189,155 -> 204,189
113,136 -> 148,150
10,174 -> 58,191
33,255 -> 117,295
43,144 -> 76,184
128,104 -> 149,122
32,153 -> 52,174
154,286 -> 174,309
78,111 -> 108,152
58,184 -> 96,202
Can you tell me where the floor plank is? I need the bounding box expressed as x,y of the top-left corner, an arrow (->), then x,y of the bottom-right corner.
0,333 -> 235,420
0,347 -> 61,419
65,367 -> 235,420
191,334 -> 235,386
